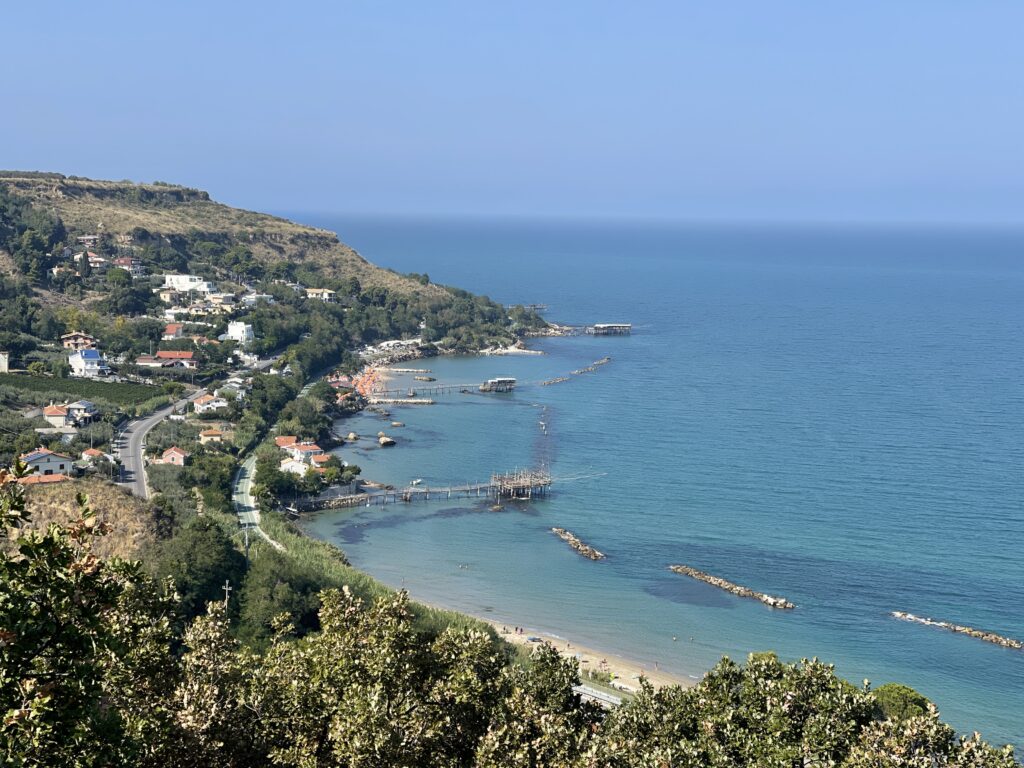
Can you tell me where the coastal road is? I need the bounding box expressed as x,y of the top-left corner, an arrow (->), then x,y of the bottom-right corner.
114,390 -> 204,499
232,453 -> 285,551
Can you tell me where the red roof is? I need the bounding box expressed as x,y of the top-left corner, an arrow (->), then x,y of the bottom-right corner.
200,429 -> 223,437
311,454 -> 331,464
164,323 -> 183,333
162,446 -> 189,458
194,393 -> 216,405
43,404 -> 68,416
274,435 -> 298,447
83,448 -> 104,458
292,443 -> 323,454
156,350 -> 193,359
18,473 -> 70,486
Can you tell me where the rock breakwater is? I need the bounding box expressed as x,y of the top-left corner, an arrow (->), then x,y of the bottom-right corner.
551,528 -> 606,560
668,565 -> 795,609
891,611 -> 1023,650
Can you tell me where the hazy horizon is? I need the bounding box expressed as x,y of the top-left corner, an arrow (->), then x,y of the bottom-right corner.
4,2 -> 1024,224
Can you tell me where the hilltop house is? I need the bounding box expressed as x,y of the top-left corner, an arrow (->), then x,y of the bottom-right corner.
19,447 -> 74,476
73,251 -> 108,271
112,256 -> 145,277
81,448 -> 106,464
156,288 -> 182,304
69,349 -> 111,378
193,393 -> 228,414
156,350 -> 197,369
61,331 -> 98,351
304,287 -> 336,303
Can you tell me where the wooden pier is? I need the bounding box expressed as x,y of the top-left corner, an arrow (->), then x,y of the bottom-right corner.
290,469 -> 553,511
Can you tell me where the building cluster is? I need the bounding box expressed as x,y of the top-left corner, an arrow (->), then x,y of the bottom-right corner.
273,435 -> 332,477
11,445 -> 112,486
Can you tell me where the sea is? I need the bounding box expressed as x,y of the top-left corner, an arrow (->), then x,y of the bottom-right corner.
292,215 -> 1024,748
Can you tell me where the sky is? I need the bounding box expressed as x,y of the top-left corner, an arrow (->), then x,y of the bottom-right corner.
3,1 -> 1024,224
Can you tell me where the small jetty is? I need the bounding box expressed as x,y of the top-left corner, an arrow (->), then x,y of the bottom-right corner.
367,397 -> 434,405
479,377 -> 517,393
669,565 -> 795,610
891,611 -> 1023,650
551,528 -> 605,560
586,323 -> 631,336
386,367 -> 432,373
541,376 -> 571,386
413,375 -> 436,382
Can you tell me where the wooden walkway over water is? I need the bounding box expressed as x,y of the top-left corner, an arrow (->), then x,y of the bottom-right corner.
290,469 -> 553,511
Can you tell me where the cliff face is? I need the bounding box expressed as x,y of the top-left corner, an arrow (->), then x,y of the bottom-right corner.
0,172 -> 444,296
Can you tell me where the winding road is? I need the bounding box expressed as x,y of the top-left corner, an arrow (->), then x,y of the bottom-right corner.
114,390 -> 204,498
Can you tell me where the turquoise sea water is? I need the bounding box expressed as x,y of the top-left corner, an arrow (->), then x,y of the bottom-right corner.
296,216 -> 1024,747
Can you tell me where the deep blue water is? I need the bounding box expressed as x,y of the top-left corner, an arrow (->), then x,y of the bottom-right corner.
294,215 -> 1024,748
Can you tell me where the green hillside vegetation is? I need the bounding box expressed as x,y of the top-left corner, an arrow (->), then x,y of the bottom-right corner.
1,474 -> 1018,767
0,171 -> 438,295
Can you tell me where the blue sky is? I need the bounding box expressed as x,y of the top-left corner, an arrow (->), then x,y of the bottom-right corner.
4,1 -> 1023,223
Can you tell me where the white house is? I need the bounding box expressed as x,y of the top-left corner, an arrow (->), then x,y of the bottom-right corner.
19,447 -> 74,476
226,321 -> 254,346
193,393 -> 229,414
304,288 -> 336,303
69,349 -> 111,378
163,274 -> 216,294
241,292 -> 274,307
67,400 -> 99,424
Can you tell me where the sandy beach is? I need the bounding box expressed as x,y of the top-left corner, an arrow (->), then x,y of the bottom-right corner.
479,617 -> 696,693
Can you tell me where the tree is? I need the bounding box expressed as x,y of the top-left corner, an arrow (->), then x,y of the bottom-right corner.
153,516 -> 246,621
872,682 -> 930,722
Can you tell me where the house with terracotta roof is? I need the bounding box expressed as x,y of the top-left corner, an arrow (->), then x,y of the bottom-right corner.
280,458 -> 311,476
163,323 -> 185,340
193,393 -> 228,414
155,350 -> 197,369
43,403 -> 71,428
274,435 -> 298,448
199,428 -> 224,445
61,331 -> 98,351
161,446 -> 190,466
285,442 -> 324,463
81,448 -> 106,463
17,473 -> 70,486
19,448 -> 74,476
310,454 -> 332,468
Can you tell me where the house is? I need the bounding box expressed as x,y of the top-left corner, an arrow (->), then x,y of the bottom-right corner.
208,293 -> 236,308
163,274 -> 216,294
81,448 -> 106,463
17,473 -> 70,486
199,428 -> 224,445
279,458 -> 310,476
67,400 -> 99,424
161,446 -> 190,466
305,287 -> 336,303
134,355 -> 164,368
76,234 -> 100,247
155,350 -> 197,369
73,251 -> 108,270
43,403 -> 71,428
61,331 -> 98,351
310,454 -> 332,469
274,435 -> 298,449
156,288 -> 182,304
285,442 -> 324,463
50,265 -> 75,278
226,321 -> 254,346
241,292 -> 274,307
193,393 -> 228,414
20,447 -> 74,476
112,256 -> 145,277
69,349 -> 111,378
163,323 -> 185,341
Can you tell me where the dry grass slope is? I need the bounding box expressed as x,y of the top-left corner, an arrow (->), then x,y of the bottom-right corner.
0,172 -> 445,297
19,477 -> 154,560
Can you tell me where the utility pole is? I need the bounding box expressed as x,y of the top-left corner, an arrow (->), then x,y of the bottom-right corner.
222,579 -> 232,610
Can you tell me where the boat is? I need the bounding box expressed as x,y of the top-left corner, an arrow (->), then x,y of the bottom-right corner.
406,389 -> 416,398
411,478 -> 423,486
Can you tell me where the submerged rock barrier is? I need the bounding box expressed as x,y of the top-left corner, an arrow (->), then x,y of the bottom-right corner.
891,611 -> 1023,650
668,565 -> 795,609
551,528 -> 606,560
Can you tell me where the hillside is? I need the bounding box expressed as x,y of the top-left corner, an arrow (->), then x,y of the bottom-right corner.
0,171 -> 443,296
19,477 -> 154,560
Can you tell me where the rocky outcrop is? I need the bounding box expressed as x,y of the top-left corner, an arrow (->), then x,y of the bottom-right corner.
668,565 -> 795,610
551,528 -> 605,560
891,611 -> 1023,650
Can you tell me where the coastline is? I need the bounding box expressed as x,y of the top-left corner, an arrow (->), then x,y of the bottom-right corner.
477,615 -> 697,693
